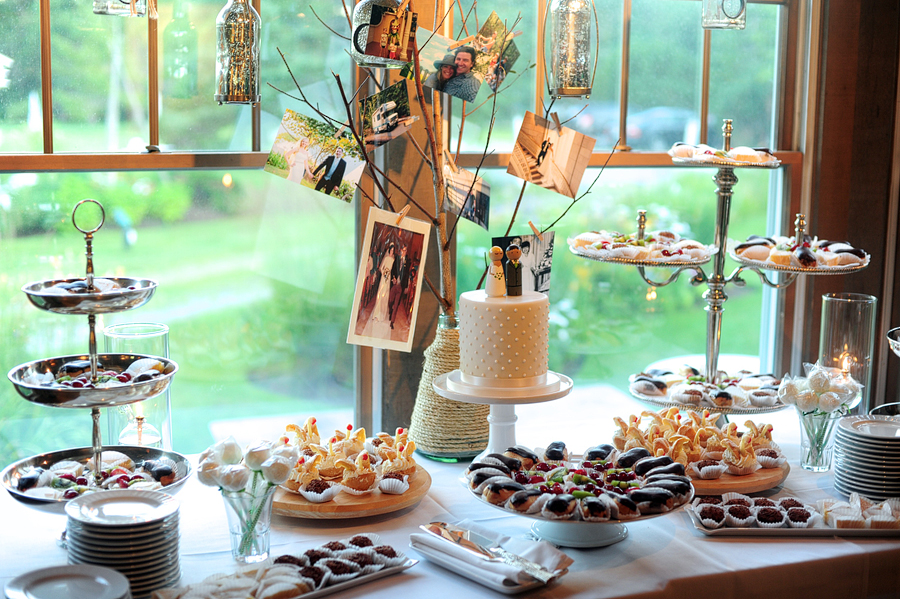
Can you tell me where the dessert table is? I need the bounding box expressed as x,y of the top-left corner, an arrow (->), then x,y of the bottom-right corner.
3,384 -> 900,599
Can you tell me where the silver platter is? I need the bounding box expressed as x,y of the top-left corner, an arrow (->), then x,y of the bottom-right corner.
22,278 -> 157,315
671,157 -> 781,169
8,353 -> 177,408
1,445 -> 192,515
629,389 -> 789,415
727,251 -> 869,275
569,245 -> 713,269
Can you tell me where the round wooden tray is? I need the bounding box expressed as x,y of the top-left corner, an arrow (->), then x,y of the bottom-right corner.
690,462 -> 790,495
272,465 -> 431,519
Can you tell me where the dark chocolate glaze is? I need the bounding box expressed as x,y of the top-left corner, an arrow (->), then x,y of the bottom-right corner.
643,478 -> 692,496
629,487 -> 675,506
616,447 -> 652,469
605,491 -> 638,513
747,235 -> 776,245
544,441 -> 567,461
836,247 -> 867,258
795,245 -> 817,267
469,471 -> 508,489
643,473 -> 692,485
484,453 -> 522,472
466,461 -> 511,476
543,494 -> 577,514
584,444 -> 616,461
580,496 -> 609,518
508,488 -> 542,509
633,376 -> 668,391
644,461 -> 686,477
632,455 -> 674,477
504,446 -> 538,464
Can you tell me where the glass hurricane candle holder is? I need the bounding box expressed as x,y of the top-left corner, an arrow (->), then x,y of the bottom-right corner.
545,0 -> 598,98
819,293 -> 877,414
702,0 -> 746,30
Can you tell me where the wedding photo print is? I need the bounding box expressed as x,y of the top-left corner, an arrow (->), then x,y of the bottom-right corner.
347,207 -> 430,352
353,4 -> 418,62
359,80 -> 419,152
443,164 -> 490,231
507,111 -> 596,199
492,231 -> 556,294
264,109 -> 365,203
472,11 -> 521,93
416,28 -> 483,102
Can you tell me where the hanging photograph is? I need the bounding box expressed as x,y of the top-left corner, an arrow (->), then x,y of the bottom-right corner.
416,28 -> 484,102
348,206 -> 431,353
507,111 -> 596,199
472,11 -> 522,93
443,164 -> 490,231
359,80 -> 419,152
264,109 -> 366,203
354,4 -> 418,63
492,231 -> 557,294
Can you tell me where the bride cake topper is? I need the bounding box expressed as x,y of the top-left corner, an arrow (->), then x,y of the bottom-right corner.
485,246 -> 506,297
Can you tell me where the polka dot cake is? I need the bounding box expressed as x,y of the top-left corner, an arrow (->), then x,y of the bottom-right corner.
458,290 -> 550,388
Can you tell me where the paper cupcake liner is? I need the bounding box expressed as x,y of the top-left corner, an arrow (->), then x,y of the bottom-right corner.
369,546 -> 408,568
540,499 -> 578,520
689,461 -> 727,480
469,475 -> 512,495
724,509 -> 755,528
465,466 -> 509,481
776,496 -> 806,511
784,507 -> 815,529
337,548 -> 385,575
725,462 -> 759,476
299,482 -> 340,503
341,532 -> 381,549
318,558 -> 362,584
866,515 -> 900,529
755,454 -> 786,469
721,492 -> 752,506
692,496 -> 723,510
339,481 -> 379,495
828,514 -> 867,529
752,506 -> 787,528
296,571 -> 327,591
699,515 -> 726,529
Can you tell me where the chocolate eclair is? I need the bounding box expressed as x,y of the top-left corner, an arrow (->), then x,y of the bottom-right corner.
632,455 -> 674,477
465,461 -> 511,477
468,471 -> 511,493
642,478 -> 692,501
543,441 -> 568,462
503,446 -> 538,470
506,488 -> 543,513
482,480 -> 525,504
584,444 -> 616,462
484,453 -> 522,472
615,447 -> 652,469
629,487 -> 675,514
541,493 -> 577,519
643,461 -> 686,478
604,491 -> 639,519
579,495 -> 612,522
643,473 -> 692,485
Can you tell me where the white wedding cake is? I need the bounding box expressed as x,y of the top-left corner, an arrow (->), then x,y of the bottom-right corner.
458,289 -> 550,388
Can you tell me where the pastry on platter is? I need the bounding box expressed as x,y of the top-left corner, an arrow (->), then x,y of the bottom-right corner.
381,440 -> 417,478
337,451 -> 377,492
284,453 -> 323,492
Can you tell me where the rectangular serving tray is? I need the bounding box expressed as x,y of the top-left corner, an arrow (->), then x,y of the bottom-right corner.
302,559 -> 418,598
688,509 -> 900,537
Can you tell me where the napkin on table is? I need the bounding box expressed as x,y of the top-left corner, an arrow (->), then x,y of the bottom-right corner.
409,519 -> 573,588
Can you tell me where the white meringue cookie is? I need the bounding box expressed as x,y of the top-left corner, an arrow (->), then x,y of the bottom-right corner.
218,464 -> 252,492
260,455 -> 292,486
244,441 -> 273,471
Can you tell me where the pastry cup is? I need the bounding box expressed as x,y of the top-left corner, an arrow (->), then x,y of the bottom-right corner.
379,474 -> 410,495
338,548 -> 385,575
299,481 -> 340,503
689,460 -> 727,480
370,545 -> 408,568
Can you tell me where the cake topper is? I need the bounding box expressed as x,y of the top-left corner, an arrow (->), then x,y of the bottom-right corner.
486,246 -> 506,297
505,243 -> 523,296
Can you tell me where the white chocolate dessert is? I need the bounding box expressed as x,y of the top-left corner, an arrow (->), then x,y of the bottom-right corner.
568,229 -> 713,264
458,289 -> 550,387
668,142 -> 779,166
731,235 -> 869,269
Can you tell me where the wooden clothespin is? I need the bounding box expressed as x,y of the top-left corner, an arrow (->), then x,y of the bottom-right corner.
449,35 -> 475,50
550,112 -> 562,132
528,221 -> 545,242
334,119 -> 350,139
443,148 -> 458,173
395,204 -> 411,225
397,0 -> 410,12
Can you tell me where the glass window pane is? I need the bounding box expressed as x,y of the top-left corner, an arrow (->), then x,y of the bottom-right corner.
1,170 -> 355,460
709,3 -> 781,149
627,1 -> 706,151
0,0 -> 43,153
456,166 -> 768,392
50,2 -> 149,152
453,1 -> 538,154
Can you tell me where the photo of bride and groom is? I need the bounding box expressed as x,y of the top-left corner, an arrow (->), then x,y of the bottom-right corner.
348,207 -> 430,352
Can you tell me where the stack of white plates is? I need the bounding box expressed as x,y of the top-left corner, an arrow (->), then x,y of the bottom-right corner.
64,490 -> 180,599
5,564 -> 131,599
834,415 -> 900,500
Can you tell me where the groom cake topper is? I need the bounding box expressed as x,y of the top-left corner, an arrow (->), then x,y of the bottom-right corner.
504,243 -> 523,296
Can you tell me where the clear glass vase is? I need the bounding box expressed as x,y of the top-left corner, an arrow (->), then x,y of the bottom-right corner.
222,486 -> 276,563
798,410 -> 842,472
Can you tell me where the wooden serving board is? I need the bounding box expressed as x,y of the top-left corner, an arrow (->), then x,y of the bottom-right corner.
272,466 -> 432,519
690,462 -> 790,495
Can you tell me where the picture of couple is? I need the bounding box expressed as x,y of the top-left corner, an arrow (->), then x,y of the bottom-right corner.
422,46 -> 480,102
264,109 -> 365,203
492,232 -> 557,294
348,207 -> 431,352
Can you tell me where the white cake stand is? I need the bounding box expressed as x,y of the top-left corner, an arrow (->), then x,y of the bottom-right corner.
433,369 -> 573,464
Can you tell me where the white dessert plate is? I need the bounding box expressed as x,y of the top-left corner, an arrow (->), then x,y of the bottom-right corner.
66,515 -> 179,538
834,438 -> 900,460
838,415 -> 900,440
833,458 -> 900,475
66,490 -> 179,526
833,467 -> 900,487
835,429 -> 900,448
67,525 -> 179,548
66,538 -> 179,565
4,565 -> 130,599
832,474 -> 900,495
433,370 -> 573,404
833,478 -> 899,501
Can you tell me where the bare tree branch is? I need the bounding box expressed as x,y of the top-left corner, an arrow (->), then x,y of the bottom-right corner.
309,4 -> 349,40
541,141 -> 619,233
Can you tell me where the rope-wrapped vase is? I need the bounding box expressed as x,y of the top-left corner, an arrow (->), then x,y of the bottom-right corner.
409,315 -> 489,458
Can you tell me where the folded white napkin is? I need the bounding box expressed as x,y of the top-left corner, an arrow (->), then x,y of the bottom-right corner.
409,519 -> 573,588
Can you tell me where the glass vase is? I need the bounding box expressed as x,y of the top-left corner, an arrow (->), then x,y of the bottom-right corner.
797,410 -> 842,472
222,486 -> 276,563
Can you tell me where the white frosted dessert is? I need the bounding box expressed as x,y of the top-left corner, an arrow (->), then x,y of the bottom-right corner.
458,289 -> 550,388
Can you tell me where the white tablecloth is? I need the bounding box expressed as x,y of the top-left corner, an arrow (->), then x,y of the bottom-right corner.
3,385 -> 900,598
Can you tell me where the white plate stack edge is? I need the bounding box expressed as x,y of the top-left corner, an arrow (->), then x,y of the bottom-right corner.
833,415 -> 900,500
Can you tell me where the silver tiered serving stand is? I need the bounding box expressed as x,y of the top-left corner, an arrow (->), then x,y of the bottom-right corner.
572,119 -> 868,415
2,200 -> 187,517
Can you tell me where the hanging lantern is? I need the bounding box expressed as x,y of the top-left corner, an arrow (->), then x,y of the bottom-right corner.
215,0 -> 261,105
544,0 -> 599,99
702,0 -> 746,30
350,0 -> 418,69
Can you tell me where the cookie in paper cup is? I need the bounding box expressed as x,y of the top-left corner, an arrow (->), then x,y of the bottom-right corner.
689,459 -> 727,479
371,544 -> 408,567
339,548 -> 385,574
724,504 -> 755,527
294,565 -> 329,590
721,492 -> 752,507
754,447 -> 786,469
319,557 -> 362,584
344,532 -> 380,548
785,506 -> 815,528
272,554 -> 309,569
753,506 -> 787,528
696,504 -> 726,529
298,479 -> 340,502
379,473 -> 410,494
